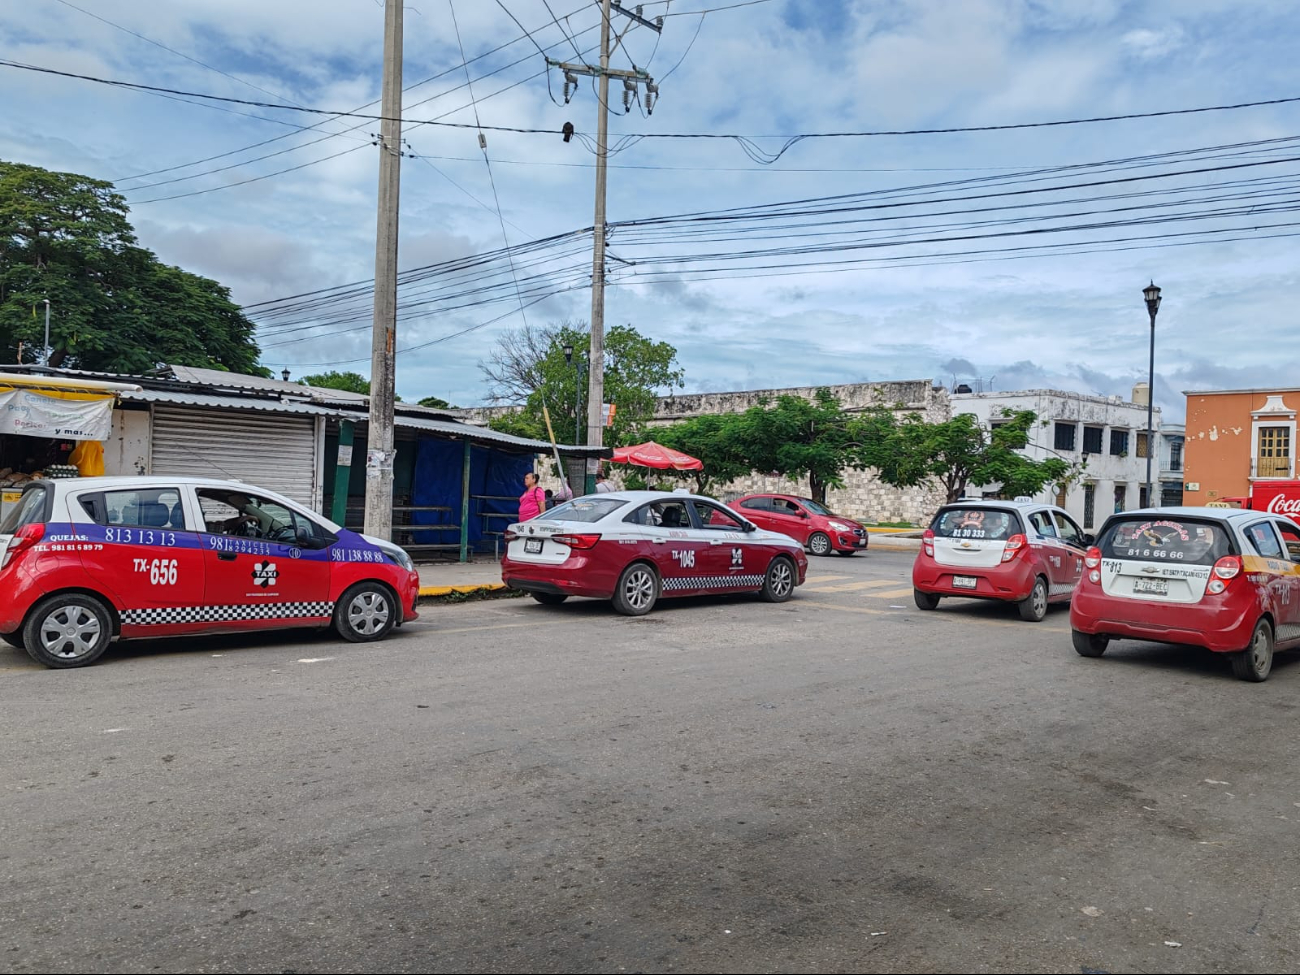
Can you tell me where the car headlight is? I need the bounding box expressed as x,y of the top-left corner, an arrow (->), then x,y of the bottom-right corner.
828,521 -> 852,532
376,540 -> 414,572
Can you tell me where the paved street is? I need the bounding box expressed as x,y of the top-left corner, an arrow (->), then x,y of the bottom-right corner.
3,549 -> 1299,974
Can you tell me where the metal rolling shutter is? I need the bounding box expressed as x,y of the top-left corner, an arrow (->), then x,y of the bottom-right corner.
151,407 -> 318,506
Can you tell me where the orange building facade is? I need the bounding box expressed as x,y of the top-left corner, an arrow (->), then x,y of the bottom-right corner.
1183,388 -> 1298,504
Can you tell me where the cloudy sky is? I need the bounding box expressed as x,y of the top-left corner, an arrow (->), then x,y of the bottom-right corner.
4,0 -> 1300,420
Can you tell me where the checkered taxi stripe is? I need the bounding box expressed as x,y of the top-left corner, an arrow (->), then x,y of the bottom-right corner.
662,574 -> 765,592
122,602 -> 335,626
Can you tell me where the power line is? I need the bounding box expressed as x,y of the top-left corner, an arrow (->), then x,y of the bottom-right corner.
492,0 -> 553,59
130,143 -> 370,204
541,0 -> 587,60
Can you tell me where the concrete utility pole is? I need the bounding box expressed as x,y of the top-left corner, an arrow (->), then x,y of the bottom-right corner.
41,299 -> 50,366
549,0 -> 660,491
364,0 -> 404,539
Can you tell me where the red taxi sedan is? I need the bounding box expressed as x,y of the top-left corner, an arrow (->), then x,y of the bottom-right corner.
501,491 -> 808,615
1070,507 -> 1300,682
730,493 -> 869,556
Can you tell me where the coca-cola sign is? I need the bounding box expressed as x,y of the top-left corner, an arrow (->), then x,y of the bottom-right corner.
1265,494 -> 1300,515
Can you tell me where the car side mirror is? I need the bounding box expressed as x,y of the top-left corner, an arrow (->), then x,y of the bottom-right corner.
744,521 -> 758,532
1082,533 -> 1095,547
797,510 -> 809,518
297,528 -> 318,548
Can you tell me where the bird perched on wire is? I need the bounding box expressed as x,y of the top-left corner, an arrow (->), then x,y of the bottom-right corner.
562,121 -> 574,143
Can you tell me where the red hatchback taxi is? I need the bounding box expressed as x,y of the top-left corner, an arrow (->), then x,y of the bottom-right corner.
912,499 -> 1092,622
0,476 -> 421,668
1070,507 -> 1300,682
730,493 -> 869,556
501,491 -> 808,615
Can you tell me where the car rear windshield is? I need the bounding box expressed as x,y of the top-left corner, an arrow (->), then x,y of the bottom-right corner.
542,498 -> 627,523
0,483 -> 49,534
1099,516 -> 1233,565
932,506 -> 1022,540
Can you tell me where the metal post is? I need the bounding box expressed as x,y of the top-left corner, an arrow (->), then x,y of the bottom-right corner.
459,439 -> 471,564
330,420 -> 354,526
363,0 -> 404,540
42,299 -> 50,365
584,0 -> 613,495
1145,318 -> 1154,507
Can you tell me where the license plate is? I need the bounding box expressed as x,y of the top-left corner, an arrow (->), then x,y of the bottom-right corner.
1133,577 -> 1168,595
952,576 -> 978,589
857,538 -> 867,547
524,538 -> 543,554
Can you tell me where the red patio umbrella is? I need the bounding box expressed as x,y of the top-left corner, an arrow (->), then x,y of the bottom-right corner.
610,440 -> 704,471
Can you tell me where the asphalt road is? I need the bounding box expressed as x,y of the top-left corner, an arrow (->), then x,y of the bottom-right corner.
3,549 -> 1299,975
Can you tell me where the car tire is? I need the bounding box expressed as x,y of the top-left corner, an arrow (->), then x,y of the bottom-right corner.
531,592 -> 569,606
914,589 -> 940,611
2,631 -> 25,650
808,532 -> 832,557
1072,629 -> 1109,657
1231,618 -> 1274,682
612,563 -> 659,616
23,593 -> 113,669
761,556 -> 796,602
1018,576 -> 1049,622
334,582 -> 397,643
838,549 -> 858,557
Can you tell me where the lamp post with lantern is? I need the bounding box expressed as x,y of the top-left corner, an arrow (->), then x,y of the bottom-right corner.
1143,281 -> 1162,507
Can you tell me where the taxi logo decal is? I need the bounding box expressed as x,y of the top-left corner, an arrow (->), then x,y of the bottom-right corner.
731,548 -> 744,567
251,561 -> 279,588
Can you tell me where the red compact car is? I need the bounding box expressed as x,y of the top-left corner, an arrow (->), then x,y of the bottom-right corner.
912,499 -> 1092,622
729,493 -> 868,556
501,490 -> 808,615
0,476 -> 420,668
1070,507 -> 1300,682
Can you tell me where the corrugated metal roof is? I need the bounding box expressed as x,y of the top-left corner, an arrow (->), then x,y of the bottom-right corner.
394,415 -> 610,456
121,388 -> 348,417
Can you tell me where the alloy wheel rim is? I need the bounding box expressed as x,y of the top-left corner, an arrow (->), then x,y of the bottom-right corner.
1033,583 -> 1047,615
1254,628 -> 1271,671
349,591 -> 391,635
40,606 -> 101,659
626,570 -> 654,609
771,561 -> 793,595
811,534 -> 829,554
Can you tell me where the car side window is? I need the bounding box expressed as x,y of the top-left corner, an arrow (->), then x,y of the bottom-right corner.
1244,521 -> 1285,560
739,497 -> 771,512
692,500 -> 747,530
1028,511 -> 1057,537
195,488 -> 330,547
626,500 -> 691,529
1276,520 -> 1300,562
774,499 -> 800,516
80,488 -> 186,530
1053,512 -> 1086,548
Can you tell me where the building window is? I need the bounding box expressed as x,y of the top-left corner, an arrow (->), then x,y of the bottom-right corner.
1169,441 -> 1182,471
1083,483 -> 1096,529
1110,430 -> 1129,456
1083,426 -> 1104,454
1054,422 -> 1076,451
1161,482 -> 1183,506
1139,485 -> 1149,509
1114,484 -> 1127,513
1135,432 -> 1150,458
1258,425 -> 1291,478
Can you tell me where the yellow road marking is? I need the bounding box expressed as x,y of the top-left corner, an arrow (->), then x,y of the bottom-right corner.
800,599 -> 1071,633
864,587 -> 917,599
803,579 -> 900,593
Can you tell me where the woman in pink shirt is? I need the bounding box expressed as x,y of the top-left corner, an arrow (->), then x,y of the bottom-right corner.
518,471 -> 546,521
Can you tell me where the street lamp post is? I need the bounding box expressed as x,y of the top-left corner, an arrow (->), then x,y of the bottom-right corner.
1143,282 -> 1162,507
563,343 -> 585,446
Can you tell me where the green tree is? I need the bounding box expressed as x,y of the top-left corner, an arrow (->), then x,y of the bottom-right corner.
418,395 -> 454,409
482,320 -> 684,445
0,160 -> 262,374
865,408 -> 1068,503
721,388 -> 873,505
301,370 -> 371,394
655,413 -> 753,495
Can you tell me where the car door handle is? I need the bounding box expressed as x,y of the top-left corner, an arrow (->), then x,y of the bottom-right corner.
217,551 -> 237,561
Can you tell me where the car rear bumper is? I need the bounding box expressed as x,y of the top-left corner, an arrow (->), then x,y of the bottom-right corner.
912,557 -> 1035,601
1070,586 -> 1255,652
501,555 -> 617,599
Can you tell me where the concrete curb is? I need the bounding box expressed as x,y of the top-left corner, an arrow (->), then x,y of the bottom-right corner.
418,583 -> 518,601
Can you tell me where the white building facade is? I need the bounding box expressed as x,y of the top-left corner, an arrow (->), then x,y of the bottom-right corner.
952,387 -> 1162,532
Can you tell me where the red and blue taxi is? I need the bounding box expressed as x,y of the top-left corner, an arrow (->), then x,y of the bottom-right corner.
1070,507 -> 1300,682
912,499 -> 1093,622
501,490 -> 808,615
0,476 -> 420,668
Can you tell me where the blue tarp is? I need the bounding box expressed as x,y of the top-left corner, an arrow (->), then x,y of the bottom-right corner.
410,440 -> 533,549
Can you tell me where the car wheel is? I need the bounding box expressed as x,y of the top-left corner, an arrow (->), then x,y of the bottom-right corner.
531,592 -> 569,606
23,594 -> 113,669
761,557 -> 796,602
1072,629 -> 1109,657
2,631 -> 25,650
1018,576 -> 1049,622
1231,618 -> 1274,682
613,563 -> 659,616
808,532 -> 832,557
914,589 -> 940,611
334,582 -> 397,643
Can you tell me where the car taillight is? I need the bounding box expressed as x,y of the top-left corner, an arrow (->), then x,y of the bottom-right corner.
1208,555 -> 1242,594
923,528 -> 934,556
553,533 -> 600,550
1001,533 -> 1026,562
1084,546 -> 1101,569
504,530 -> 519,542
1,522 -> 45,569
